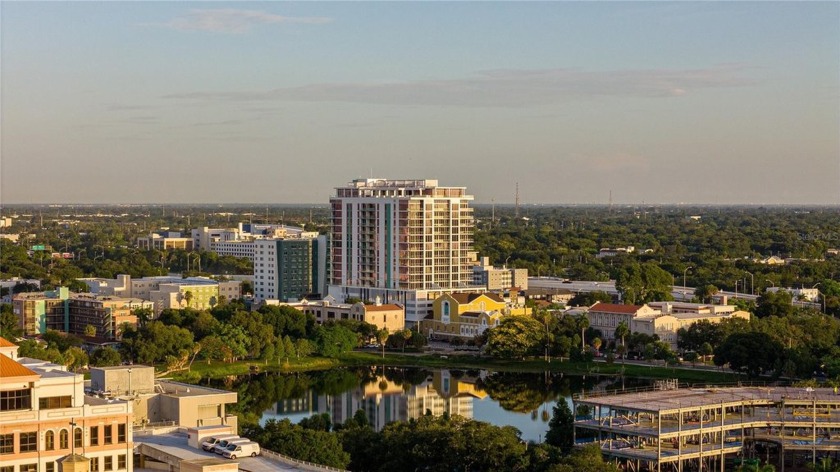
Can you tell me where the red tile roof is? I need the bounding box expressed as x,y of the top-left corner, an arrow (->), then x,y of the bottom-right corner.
590,302 -> 644,314
0,337 -> 17,348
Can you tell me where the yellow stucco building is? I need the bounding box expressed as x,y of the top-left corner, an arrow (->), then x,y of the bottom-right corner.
421,292 -> 531,340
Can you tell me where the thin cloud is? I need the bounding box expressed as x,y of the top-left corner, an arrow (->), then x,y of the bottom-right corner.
163,64 -> 757,107
161,9 -> 332,34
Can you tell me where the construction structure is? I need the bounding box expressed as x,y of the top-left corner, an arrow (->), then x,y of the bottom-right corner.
573,384 -> 840,472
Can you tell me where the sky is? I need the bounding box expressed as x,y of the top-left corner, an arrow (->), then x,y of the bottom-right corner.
1,1 -> 838,205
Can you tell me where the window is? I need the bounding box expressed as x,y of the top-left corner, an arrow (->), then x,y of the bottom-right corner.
46,463 -> 55,472
74,427 -> 83,448
104,425 -> 113,444
90,457 -> 100,472
59,429 -> 69,449
117,424 -> 126,443
39,396 -> 72,409
45,430 -> 55,450
90,426 -> 99,446
1,466 -> 13,472
118,454 -> 127,470
104,456 -> 113,471
21,465 -> 37,472
0,434 -> 13,454
20,431 -> 37,452
0,388 -> 32,411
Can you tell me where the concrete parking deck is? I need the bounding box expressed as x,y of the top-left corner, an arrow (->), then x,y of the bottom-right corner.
136,432 -> 301,471
574,386 -> 840,472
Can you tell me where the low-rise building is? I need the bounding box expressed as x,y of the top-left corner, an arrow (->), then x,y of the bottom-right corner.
472,257 -> 528,291
765,287 -> 820,302
13,287 -> 152,340
81,275 -> 241,314
596,247 -> 635,259
137,231 -> 194,251
89,365 -> 238,430
0,340 -> 134,472
420,292 -> 531,340
587,301 -> 750,350
267,297 -> 406,333
191,224 -> 316,261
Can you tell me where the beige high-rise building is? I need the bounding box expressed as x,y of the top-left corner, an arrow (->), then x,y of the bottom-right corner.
329,179 -> 480,325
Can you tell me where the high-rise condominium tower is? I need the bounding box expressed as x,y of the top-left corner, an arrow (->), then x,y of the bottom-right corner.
329,179 -> 478,323
330,178 -> 475,290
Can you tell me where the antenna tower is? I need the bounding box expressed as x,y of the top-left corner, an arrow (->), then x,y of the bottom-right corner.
515,183 -> 520,219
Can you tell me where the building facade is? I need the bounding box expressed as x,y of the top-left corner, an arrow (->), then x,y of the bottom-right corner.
81,276 -> 241,315
0,340 -> 134,472
587,301 -> 751,350
265,297 -> 405,333
421,292 -> 531,340
471,257 -> 528,291
328,179 -> 478,325
252,235 -> 327,303
136,232 -> 193,251
13,288 -> 152,340
191,224 -> 317,261
89,365 -> 237,431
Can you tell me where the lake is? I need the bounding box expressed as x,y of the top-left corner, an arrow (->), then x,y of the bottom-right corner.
210,367 -> 651,442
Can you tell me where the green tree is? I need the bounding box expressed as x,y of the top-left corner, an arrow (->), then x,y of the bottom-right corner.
90,347 -> 122,367
0,304 -> 22,339
485,316 -> 546,359
217,324 -> 249,362
295,338 -> 313,358
568,291 -> 613,307
614,320 -> 630,350
64,346 -> 89,372
714,331 -> 785,378
243,419 -> 350,469
315,324 -> 358,357
283,335 -> 296,361
183,290 -> 194,308
616,261 -> 674,304
398,329 -> 412,352
545,400 -> 575,453
84,324 -> 97,337
376,329 -> 389,358
755,290 -> 794,318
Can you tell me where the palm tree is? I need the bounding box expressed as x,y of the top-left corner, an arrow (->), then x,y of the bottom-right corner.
577,316 -> 589,353
614,321 -> 630,353
184,290 -> 194,308
84,324 -> 97,338
376,329 -> 389,358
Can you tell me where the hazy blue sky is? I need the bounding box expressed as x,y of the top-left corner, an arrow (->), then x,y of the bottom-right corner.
2,2 -> 838,205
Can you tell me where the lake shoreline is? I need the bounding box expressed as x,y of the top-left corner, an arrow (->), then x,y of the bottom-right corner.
168,350 -> 743,385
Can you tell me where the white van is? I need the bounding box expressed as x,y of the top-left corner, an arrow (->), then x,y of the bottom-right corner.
201,434 -> 238,452
222,441 -> 260,459
214,438 -> 250,455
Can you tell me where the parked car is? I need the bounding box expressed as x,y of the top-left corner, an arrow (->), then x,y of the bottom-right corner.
223,441 -> 261,459
201,435 -> 238,452
214,438 -> 250,455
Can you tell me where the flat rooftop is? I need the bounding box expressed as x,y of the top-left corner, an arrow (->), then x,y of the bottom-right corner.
136,433 -> 299,471
577,386 -> 840,413
158,380 -> 237,398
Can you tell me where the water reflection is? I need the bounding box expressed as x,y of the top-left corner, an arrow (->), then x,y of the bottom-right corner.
210,367 -> 650,442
